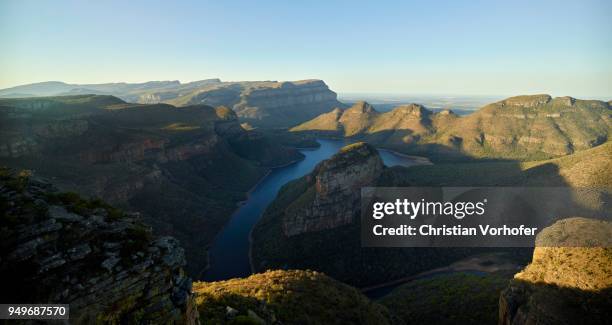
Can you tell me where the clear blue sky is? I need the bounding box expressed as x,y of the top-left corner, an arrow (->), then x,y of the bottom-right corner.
1,0 -> 610,97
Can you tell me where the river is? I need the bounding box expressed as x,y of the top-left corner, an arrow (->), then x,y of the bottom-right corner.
202,139 -> 426,281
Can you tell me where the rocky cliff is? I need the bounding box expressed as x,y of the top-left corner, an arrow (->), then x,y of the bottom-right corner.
283,142 -> 383,236
0,169 -> 199,324
0,94 -> 303,276
0,79 -> 344,128
292,95 -> 611,161
499,217 -> 612,325
251,143 -> 501,287
231,80 -> 343,127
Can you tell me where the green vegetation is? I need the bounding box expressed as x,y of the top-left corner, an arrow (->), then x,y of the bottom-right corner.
257,128 -> 320,148
45,191 -> 125,221
0,94 -> 304,276
162,122 -> 201,131
384,140 -> 611,187
518,218 -> 612,291
252,165 -> 528,286
0,168 -> 46,227
0,168 -> 32,193
120,226 -> 153,264
339,141 -> 371,153
193,270 -> 390,324
380,272 -> 512,325
253,139 -> 609,288
499,218 -> 612,324
291,95 -> 611,161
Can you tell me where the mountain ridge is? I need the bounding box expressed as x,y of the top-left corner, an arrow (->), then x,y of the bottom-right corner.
291,95 -> 611,161
0,79 -> 344,127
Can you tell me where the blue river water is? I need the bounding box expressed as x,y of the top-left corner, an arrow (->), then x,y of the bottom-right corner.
202,139 -> 424,281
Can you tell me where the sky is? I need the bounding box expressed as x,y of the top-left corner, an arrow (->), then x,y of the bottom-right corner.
1,0 -> 611,97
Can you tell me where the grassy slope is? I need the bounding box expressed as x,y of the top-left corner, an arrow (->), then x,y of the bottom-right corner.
517,217 -> 612,291
193,270 -> 390,324
380,272 -> 513,325
386,140 -> 611,187
291,95 -> 611,161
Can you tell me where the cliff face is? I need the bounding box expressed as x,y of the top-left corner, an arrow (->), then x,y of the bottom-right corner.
292,95 -> 611,161
0,170 -> 198,324
0,79 -> 343,127
231,80 -> 342,127
0,95 -> 303,276
499,218 -> 612,325
178,80 -> 343,127
282,142 -> 383,236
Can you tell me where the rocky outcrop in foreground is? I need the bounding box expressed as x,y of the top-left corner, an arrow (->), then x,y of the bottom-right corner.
499,217 -> 612,325
0,169 -> 198,324
193,269 -> 389,324
282,142 -> 383,236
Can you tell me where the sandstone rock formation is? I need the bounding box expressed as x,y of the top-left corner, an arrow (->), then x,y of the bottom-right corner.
282,142 -> 383,236
499,217 -> 612,325
230,80 -> 342,127
0,79 -> 344,127
292,95 -> 611,160
0,169 -> 199,324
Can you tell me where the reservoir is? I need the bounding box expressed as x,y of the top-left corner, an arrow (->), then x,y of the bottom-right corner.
202,139 -> 426,281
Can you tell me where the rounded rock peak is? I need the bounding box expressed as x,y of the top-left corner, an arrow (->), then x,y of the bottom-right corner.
535,217 -> 612,247
348,101 -> 376,113
391,103 -> 430,116
313,142 -> 384,196
516,217 -> 612,292
315,142 -> 382,174
437,108 -> 455,115
338,142 -> 378,156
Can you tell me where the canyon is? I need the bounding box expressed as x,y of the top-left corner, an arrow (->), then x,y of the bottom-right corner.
0,89 -> 610,324
3,167 -> 608,324
0,79 -> 344,127
252,139 -> 611,287
0,94 -> 302,276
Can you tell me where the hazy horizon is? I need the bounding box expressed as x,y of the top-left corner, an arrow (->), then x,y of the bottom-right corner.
1,0 -> 611,97
1,79 -> 610,101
